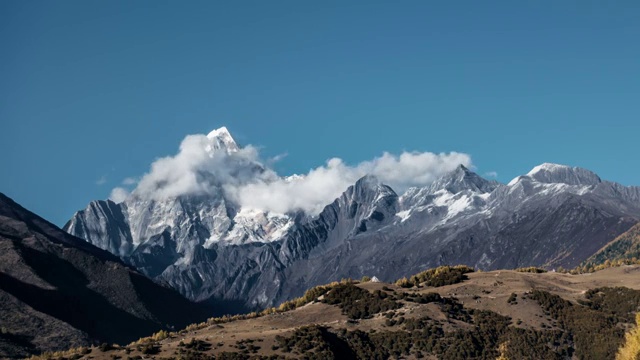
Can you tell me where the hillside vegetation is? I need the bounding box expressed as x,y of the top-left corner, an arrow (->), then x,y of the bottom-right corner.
34,264 -> 640,360
395,265 -> 474,288
576,223 -> 640,273
617,313 -> 640,360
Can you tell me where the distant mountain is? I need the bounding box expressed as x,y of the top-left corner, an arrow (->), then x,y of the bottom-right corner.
65,127 -> 640,311
0,193 -> 213,358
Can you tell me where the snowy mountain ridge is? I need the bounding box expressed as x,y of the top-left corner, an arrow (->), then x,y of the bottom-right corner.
64,127 -> 640,309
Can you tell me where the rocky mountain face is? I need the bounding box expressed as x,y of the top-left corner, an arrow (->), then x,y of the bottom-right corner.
64,129 -> 640,311
0,193 -> 213,358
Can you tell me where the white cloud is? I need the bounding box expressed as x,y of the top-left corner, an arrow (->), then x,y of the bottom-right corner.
484,171 -> 498,178
229,152 -> 471,214
122,177 -> 137,185
357,151 -> 472,191
109,187 -> 130,203
111,128 -> 473,215
266,152 -> 288,165
132,134 -> 270,200
96,176 -> 107,185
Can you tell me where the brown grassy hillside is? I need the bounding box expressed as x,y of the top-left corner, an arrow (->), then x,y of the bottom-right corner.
41,265 -> 640,360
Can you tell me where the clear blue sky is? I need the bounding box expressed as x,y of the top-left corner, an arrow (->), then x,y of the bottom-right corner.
2,1 -> 639,226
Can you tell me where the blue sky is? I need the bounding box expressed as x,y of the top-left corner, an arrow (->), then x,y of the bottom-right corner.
1,1 -> 639,226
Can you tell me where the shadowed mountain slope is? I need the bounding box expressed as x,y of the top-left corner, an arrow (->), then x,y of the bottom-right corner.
0,193 -> 214,358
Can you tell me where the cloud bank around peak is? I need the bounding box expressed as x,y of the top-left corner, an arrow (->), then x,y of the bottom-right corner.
109,129 -> 472,215
229,152 -> 472,214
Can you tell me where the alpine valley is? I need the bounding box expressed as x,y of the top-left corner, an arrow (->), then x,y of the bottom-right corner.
65,127 -> 640,313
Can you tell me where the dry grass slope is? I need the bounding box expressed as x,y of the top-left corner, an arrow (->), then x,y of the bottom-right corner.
35,265 -> 640,360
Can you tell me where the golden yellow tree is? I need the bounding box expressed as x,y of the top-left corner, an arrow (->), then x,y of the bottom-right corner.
617,313 -> 640,360
496,342 -> 509,360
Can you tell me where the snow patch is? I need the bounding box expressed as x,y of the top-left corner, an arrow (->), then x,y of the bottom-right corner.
432,190 -> 472,219
527,163 -> 567,176
214,208 -> 294,246
447,195 -> 472,217
395,210 -> 411,222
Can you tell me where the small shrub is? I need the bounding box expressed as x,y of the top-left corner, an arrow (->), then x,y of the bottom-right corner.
322,283 -> 401,319
140,343 -> 160,355
395,265 -> 474,288
181,337 -> 212,351
99,343 -> 114,352
151,329 -> 169,341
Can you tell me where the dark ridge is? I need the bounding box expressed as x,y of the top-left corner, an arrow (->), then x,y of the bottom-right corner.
0,192 -> 216,358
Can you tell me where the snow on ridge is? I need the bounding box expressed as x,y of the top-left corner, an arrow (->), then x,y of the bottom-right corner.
527,163 -> 569,177
445,195 -> 472,219
395,210 -> 411,222
507,176 -> 525,187
431,190 -> 473,219
207,126 -> 234,141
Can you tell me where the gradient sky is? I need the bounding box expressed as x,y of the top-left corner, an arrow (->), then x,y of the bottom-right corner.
2,1 -> 639,226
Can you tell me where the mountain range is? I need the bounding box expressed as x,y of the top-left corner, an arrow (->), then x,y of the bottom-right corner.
64,127 -> 640,311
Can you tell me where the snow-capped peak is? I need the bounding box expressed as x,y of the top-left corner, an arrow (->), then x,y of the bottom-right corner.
527,163 -> 568,177
525,163 -> 601,186
206,126 -> 239,154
